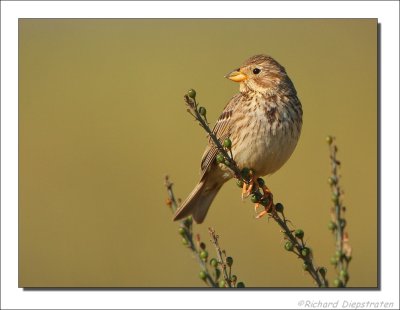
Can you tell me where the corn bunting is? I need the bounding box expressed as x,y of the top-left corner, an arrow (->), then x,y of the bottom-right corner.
174,54 -> 303,223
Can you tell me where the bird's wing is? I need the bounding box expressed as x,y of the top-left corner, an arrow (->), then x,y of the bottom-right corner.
199,94 -> 241,179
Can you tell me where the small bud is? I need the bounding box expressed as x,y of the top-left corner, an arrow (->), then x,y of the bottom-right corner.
199,270 -> 207,280
302,262 -> 309,271
223,138 -> 232,149
333,278 -> 343,288
198,106 -> 206,116
330,256 -> 338,265
178,227 -> 185,236
188,89 -> 196,99
275,202 -> 284,213
295,229 -> 304,239
339,219 -> 346,228
215,268 -> 221,280
199,242 -> 206,250
224,159 -> 230,166
331,193 -> 339,204
241,168 -> 250,179
326,136 -> 333,145
335,250 -> 343,259
218,280 -> 226,288
256,177 -> 265,187
339,269 -> 349,282
226,256 -> 233,267
284,241 -> 294,251
216,153 -> 224,164
301,247 -> 310,257
261,196 -> 271,207
328,176 -> 337,185
210,258 -> 218,268
231,275 -> 237,283
183,216 -> 192,227
236,282 -> 245,288
182,238 -> 188,246
236,179 -> 244,188
318,267 -> 327,278
200,250 -> 208,260
251,193 -> 260,203
328,221 -> 337,231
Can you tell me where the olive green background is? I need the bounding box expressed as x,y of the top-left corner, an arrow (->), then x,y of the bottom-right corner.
19,19 -> 377,287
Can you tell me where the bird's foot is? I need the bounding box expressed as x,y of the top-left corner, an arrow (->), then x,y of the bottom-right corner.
241,171 -> 256,199
255,201 -> 275,219
255,187 -> 274,219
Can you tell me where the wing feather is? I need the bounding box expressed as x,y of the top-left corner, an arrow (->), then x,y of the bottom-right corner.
199,94 -> 241,179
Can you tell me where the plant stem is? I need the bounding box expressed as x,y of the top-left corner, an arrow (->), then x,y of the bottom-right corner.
165,176 -> 217,287
327,137 -> 351,287
271,211 -> 327,287
208,228 -> 232,287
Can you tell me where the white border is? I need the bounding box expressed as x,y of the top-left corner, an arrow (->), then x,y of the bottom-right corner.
1,1 -> 399,309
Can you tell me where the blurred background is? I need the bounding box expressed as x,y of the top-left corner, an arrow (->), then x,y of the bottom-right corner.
19,19 -> 377,287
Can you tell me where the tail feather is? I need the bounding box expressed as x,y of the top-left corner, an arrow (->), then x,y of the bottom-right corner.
173,180 -> 222,224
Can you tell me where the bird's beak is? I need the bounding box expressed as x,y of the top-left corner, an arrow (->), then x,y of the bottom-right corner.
225,68 -> 248,82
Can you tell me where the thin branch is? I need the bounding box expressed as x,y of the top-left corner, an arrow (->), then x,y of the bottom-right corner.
271,209 -> 327,287
165,175 -> 217,287
208,228 -> 232,288
327,137 -> 351,287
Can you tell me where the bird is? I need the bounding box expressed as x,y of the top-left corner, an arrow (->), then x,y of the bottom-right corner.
174,54 -> 303,224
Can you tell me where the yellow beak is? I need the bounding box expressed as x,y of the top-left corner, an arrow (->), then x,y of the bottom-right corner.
225,69 -> 248,82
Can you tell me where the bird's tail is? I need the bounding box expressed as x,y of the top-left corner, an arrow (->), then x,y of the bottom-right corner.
173,179 -> 222,224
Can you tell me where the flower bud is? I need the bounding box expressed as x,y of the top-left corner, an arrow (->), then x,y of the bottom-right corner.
199,270 -> 207,280
295,229 -> 304,239
210,258 -> 218,268
200,250 -> 208,260
301,247 -> 310,257
333,278 -> 343,288
257,178 -> 265,187
178,227 -> 185,236
188,89 -> 196,99
236,282 -> 245,288
223,138 -> 232,149
328,221 -> 337,231
284,241 -> 294,251
275,203 -> 284,213
216,153 -> 224,164
198,106 -> 206,116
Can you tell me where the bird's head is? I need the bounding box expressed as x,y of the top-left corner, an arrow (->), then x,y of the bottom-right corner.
225,54 -> 289,94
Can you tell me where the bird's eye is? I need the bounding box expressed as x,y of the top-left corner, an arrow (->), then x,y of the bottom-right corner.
253,68 -> 261,74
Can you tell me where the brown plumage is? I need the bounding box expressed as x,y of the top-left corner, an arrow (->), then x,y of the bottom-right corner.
174,54 -> 303,223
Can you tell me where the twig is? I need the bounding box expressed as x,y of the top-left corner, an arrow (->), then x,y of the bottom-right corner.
165,175 -> 218,287
271,208 -> 327,287
327,136 -> 351,287
208,228 -> 232,288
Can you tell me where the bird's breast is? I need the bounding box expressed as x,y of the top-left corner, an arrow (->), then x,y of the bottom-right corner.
230,94 -> 302,177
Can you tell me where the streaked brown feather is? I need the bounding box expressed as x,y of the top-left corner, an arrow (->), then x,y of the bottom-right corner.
199,94 -> 241,178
